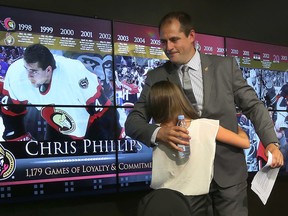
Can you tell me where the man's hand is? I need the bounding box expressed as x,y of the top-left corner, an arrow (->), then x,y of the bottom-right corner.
156,125 -> 190,151
265,143 -> 284,168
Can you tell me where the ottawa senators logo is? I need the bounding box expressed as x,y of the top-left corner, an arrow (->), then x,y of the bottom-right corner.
41,107 -> 76,135
4,32 -> 15,46
0,17 -> 16,31
0,144 -> 16,181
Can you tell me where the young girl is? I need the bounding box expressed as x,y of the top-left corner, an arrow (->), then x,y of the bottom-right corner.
147,80 -> 250,196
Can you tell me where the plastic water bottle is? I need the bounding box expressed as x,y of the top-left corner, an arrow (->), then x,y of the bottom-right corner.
177,114 -> 190,159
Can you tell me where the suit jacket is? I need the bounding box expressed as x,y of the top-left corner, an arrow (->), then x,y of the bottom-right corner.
125,53 -> 278,187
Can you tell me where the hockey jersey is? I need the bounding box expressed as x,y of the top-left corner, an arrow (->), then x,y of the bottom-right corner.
1,55 -> 110,139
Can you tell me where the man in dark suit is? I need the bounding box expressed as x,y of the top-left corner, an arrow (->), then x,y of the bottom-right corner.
125,11 -> 284,216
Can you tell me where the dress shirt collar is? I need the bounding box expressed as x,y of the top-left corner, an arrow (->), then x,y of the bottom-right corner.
186,49 -> 201,71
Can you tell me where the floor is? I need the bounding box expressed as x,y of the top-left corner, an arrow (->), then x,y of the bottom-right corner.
2,190 -> 148,216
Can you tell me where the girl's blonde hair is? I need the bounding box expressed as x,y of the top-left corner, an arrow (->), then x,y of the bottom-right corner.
148,81 -> 199,124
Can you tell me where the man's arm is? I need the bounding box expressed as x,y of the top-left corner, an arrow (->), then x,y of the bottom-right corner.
125,69 -> 191,150
125,99 -> 158,147
124,71 -> 159,147
231,57 -> 284,167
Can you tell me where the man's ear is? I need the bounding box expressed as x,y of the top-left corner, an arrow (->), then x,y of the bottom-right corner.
188,29 -> 196,42
46,65 -> 53,73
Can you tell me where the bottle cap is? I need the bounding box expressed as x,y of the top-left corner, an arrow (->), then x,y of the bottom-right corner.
178,115 -> 184,120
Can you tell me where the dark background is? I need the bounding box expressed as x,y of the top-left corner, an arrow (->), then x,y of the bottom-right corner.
0,0 -> 287,48
1,1 -> 288,215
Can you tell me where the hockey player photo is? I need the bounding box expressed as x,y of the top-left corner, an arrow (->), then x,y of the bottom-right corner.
0,44 -> 123,141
